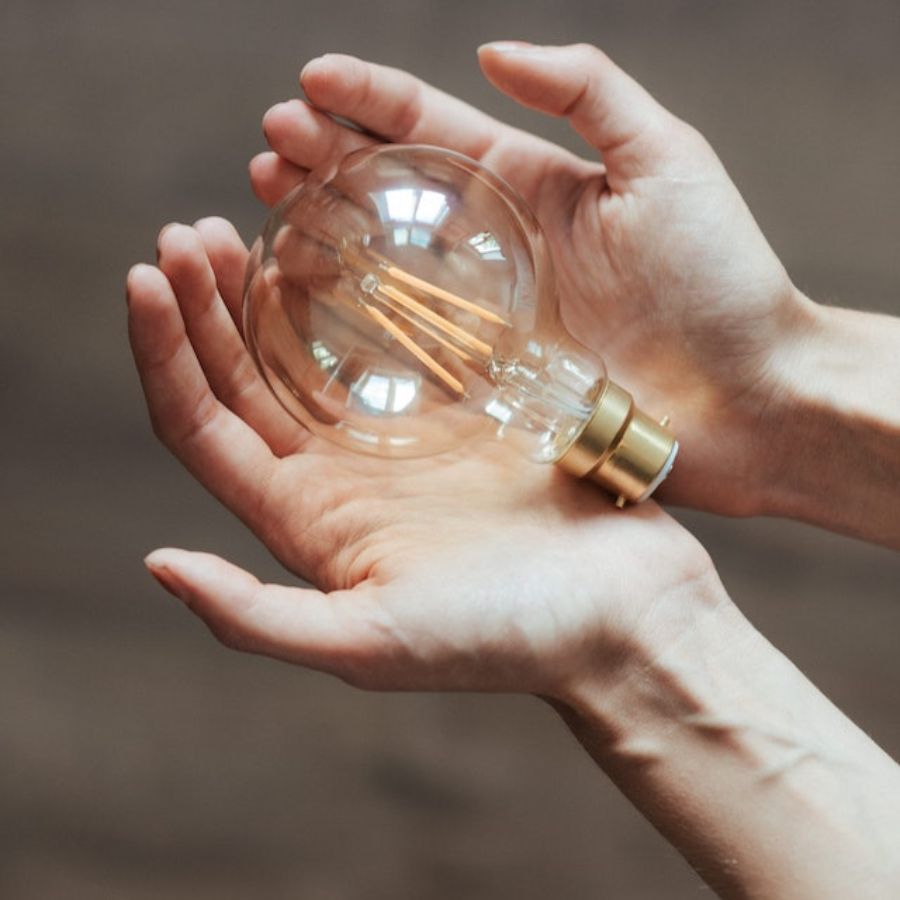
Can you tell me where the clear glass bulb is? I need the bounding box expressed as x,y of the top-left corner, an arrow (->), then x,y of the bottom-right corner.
243,144 -> 677,503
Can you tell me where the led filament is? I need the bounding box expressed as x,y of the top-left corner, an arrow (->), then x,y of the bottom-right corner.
349,247 -> 504,396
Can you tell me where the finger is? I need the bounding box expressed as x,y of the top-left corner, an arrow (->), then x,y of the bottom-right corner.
156,224 -> 305,457
249,151 -> 306,207
145,548 -> 378,678
192,216 -> 249,330
478,42 -> 679,185
299,53 -> 509,161
262,98 -> 372,172
126,260 -> 281,526
296,52 -> 597,209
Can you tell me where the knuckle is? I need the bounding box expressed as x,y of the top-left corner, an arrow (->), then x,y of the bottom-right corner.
149,412 -> 167,444
354,63 -> 377,115
336,664 -> 370,690
390,81 -> 423,141
672,119 -> 716,157
212,623 -> 252,653
573,42 -> 607,67
334,650 -> 388,692
219,355 -> 258,407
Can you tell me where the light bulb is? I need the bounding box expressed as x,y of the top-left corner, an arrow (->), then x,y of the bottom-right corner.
243,144 -> 677,504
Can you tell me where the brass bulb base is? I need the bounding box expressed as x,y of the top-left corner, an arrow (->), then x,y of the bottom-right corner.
557,381 -> 678,506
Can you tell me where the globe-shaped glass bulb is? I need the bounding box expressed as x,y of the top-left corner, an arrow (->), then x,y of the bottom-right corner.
244,144 -> 677,502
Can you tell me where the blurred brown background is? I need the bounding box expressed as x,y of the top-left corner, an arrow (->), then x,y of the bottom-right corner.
1,1 -> 898,897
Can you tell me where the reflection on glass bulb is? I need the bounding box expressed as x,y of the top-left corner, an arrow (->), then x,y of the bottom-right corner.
243,144 -> 677,504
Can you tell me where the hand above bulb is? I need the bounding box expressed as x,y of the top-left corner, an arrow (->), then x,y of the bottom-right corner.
251,42 -> 809,519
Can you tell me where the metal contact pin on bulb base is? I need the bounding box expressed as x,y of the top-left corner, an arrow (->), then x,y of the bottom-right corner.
243,144 -> 679,504
556,381 -> 679,507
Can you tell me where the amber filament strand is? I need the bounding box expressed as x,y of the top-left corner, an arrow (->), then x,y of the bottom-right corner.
359,299 -> 466,396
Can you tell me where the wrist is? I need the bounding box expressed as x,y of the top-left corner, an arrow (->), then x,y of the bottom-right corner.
548,558 -> 739,741
751,295 -> 900,544
546,555 -> 900,899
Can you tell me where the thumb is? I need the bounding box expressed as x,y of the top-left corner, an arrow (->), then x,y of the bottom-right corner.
478,41 -> 679,183
144,547 -> 376,676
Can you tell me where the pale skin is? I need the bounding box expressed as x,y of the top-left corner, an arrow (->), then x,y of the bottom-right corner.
127,42 -> 900,898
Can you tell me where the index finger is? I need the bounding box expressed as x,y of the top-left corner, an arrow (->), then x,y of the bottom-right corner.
299,53 -> 509,161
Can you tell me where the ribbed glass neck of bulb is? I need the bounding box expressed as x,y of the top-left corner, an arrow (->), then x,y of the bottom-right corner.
486,335 -> 607,464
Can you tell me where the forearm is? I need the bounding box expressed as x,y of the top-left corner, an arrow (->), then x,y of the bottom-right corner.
758,298 -> 900,547
550,571 -> 900,899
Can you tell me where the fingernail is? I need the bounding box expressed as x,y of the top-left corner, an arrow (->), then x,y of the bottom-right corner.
299,57 -> 323,83
191,215 -> 221,232
126,263 -> 148,285
155,222 -> 184,261
125,265 -> 139,303
478,40 -> 536,54
125,263 -> 148,302
145,551 -> 188,602
263,100 -> 289,126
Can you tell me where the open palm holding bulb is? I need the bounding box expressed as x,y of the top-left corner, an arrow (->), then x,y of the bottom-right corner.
245,144 -> 677,505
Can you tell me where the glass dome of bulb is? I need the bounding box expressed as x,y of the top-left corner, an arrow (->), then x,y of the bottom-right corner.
244,144 -> 677,502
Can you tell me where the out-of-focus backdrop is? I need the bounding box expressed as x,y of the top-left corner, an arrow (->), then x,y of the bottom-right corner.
2,1 -> 898,897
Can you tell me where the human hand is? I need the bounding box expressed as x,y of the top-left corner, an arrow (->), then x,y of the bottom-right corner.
125,46 -> 900,896
251,42 -> 815,517
127,220 -> 715,694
